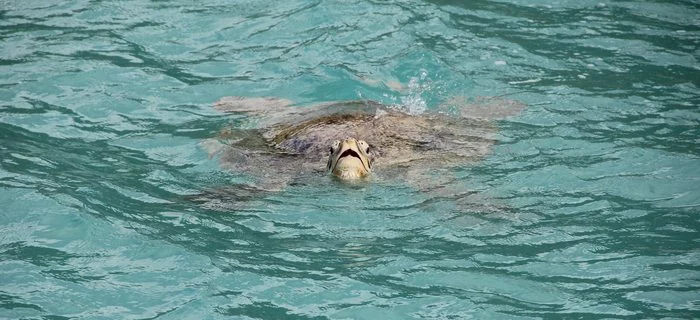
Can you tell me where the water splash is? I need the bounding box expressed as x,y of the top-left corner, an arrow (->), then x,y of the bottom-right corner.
398,70 -> 431,114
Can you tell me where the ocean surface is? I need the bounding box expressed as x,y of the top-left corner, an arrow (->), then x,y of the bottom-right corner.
1,0 -> 699,319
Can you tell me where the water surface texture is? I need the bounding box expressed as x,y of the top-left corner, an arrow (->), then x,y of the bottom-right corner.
2,0 -> 699,319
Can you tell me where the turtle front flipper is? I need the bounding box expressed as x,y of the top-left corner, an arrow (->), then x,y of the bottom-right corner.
438,96 -> 526,120
213,96 -> 325,130
214,96 -> 294,114
185,183 -> 276,211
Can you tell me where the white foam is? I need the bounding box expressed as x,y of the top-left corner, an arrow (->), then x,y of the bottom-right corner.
399,75 -> 429,115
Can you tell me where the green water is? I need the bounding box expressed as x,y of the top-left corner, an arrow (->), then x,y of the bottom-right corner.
1,0 -> 699,319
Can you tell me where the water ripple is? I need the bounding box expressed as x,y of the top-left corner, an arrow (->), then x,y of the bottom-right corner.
1,0 -> 699,318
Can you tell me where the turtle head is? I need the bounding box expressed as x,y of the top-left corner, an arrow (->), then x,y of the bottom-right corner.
327,138 -> 372,180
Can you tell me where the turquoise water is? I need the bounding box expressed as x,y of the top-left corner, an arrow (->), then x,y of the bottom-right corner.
1,0 -> 699,318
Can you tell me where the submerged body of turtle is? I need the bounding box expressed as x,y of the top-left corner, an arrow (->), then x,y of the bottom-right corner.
203,96 -> 525,191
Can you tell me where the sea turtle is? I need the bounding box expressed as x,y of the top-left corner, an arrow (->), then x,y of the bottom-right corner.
201,96 -> 525,193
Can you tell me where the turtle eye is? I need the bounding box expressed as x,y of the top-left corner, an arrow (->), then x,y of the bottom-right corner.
359,140 -> 370,154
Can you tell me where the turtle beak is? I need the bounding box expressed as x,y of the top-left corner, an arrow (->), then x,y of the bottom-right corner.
337,148 -> 363,162
329,138 -> 371,179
